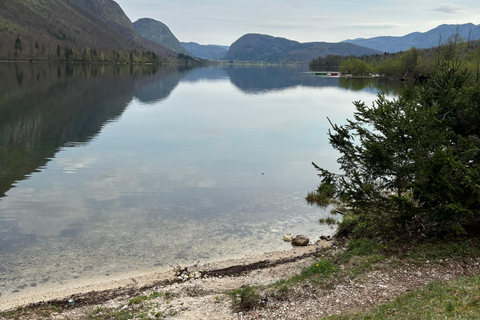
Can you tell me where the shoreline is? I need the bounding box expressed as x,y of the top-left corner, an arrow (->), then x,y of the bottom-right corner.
0,242 -> 328,311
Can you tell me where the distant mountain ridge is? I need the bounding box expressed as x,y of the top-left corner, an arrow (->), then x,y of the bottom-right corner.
133,18 -> 194,56
223,34 -> 382,63
344,23 -> 480,53
180,42 -> 229,60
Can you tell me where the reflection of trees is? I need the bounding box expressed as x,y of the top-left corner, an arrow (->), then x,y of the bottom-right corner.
338,77 -> 403,95
0,63 -> 169,198
225,65 -> 340,93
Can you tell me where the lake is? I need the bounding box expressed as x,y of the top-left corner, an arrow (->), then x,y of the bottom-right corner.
0,63 -> 401,305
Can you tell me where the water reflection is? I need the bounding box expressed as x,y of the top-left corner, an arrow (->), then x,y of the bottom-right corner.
224,65 -> 340,94
338,77 -> 403,95
133,66 -> 194,103
0,63 -> 402,305
0,64 -> 402,200
0,63 -> 178,198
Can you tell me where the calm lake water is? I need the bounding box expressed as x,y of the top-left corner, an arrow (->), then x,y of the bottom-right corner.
0,63 -> 401,303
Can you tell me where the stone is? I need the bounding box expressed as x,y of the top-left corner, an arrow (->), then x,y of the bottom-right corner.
292,235 -> 309,246
283,233 -> 294,242
320,235 -> 332,241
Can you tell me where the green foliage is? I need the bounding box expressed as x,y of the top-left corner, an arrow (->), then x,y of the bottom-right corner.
228,286 -> 260,311
0,305 -> 62,319
402,238 -> 480,264
128,295 -> 148,305
339,59 -> 372,75
346,238 -> 385,257
301,259 -> 338,278
306,172 -> 336,206
319,217 -> 337,225
312,37 -> 480,80
310,46 -> 480,239
14,37 -> 22,59
322,275 -> 480,320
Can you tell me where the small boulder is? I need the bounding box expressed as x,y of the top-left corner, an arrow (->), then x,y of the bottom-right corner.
283,233 -> 294,242
292,235 -> 309,246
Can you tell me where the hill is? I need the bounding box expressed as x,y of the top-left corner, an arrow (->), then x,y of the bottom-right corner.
344,23 -> 480,53
180,42 -> 229,60
0,0 -> 176,62
222,34 -> 382,63
133,18 -> 194,57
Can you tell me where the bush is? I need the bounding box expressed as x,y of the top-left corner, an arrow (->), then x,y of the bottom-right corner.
228,286 -> 260,311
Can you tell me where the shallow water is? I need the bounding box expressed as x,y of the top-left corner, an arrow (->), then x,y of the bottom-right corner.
0,64 -> 400,303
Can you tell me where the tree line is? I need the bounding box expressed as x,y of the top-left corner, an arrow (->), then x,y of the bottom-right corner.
4,37 -> 162,64
310,36 -> 480,79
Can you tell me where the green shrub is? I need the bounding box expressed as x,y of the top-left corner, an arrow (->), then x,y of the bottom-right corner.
228,286 -> 260,311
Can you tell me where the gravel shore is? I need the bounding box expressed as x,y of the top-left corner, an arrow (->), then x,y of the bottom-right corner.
3,240 -> 480,320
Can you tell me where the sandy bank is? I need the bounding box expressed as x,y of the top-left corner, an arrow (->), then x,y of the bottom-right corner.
1,243 -> 326,311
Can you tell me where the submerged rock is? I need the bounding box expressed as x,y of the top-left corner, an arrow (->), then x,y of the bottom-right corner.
292,235 -> 309,246
283,233 -> 294,242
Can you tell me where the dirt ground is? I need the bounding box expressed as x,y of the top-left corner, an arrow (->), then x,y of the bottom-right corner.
2,240 -> 480,320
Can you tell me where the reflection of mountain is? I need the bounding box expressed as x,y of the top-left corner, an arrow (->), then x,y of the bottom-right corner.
182,66 -> 404,95
0,64 -> 175,198
181,67 -> 229,82
133,66 -> 194,103
223,66 -> 340,94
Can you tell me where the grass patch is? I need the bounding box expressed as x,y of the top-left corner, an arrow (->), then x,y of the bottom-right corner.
306,189 -> 333,206
228,285 -> 261,311
319,217 -> 338,225
321,275 -> 480,320
301,259 -> 338,279
85,309 -> 135,320
400,238 -> 480,265
128,295 -> 148,305
0,305 -> 62,319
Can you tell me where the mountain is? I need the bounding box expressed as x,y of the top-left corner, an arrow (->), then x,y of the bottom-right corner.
223,34 -> 382,63
344,23 -> 480,53
133,18 -> 194,56
0,0 -> 176,61
180,42 -> 229,60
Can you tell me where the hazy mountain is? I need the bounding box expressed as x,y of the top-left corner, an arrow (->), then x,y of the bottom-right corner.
223,34 -> 382,63
133,18 -> 194,56
0,0 -> 175,60
180,42 -> 229,60
344,23 -> 480,53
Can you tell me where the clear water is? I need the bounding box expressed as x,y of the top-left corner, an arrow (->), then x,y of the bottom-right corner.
0,63 -> 400,302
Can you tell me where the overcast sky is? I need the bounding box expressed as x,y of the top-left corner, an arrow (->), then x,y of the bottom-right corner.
114,0 -> 480,46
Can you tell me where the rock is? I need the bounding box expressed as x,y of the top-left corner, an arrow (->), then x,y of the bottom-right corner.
283,233 -> 294,242
292,235 -> 309,246
320,235 -> 332,241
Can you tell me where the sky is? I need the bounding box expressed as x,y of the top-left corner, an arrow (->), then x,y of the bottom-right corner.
114,0 -> 480,46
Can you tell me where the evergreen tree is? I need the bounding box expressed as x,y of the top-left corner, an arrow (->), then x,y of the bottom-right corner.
309,58 -> 480,238
14,37 -> 22,59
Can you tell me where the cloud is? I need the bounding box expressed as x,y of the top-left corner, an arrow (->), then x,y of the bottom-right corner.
343,22 -> 404,30
56,157 -> 99,174
433,3 -> 467,14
